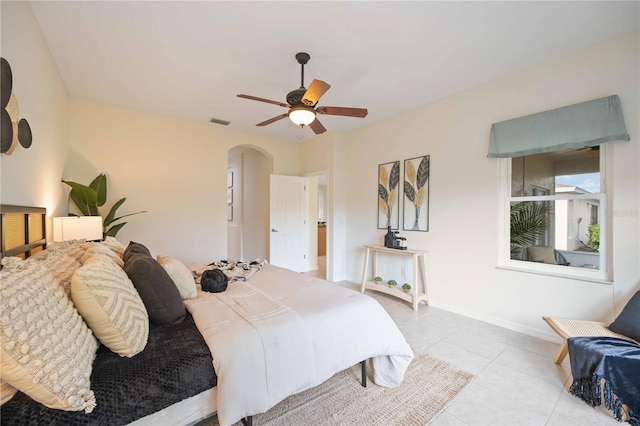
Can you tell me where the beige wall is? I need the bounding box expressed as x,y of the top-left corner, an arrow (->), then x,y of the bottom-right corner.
67,100 -> 300,264
0,1 -> 70,238
343,31 -> 639,341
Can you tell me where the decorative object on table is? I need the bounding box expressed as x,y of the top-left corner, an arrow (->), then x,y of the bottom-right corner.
62,173 -> 147,238
384,226 -> 407,250
374,276 -> 383,284
387,279 -> 397,288
403,155 -> 430,231
378,161 -> 400,229
1,57 -> 33,155
402,283 -> 411,293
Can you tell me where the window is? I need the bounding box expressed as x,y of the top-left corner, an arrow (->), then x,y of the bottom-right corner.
499,146 -> 609,281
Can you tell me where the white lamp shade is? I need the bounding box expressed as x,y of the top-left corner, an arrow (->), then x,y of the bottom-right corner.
289,108 -> 316,126
53,216 -> 103,242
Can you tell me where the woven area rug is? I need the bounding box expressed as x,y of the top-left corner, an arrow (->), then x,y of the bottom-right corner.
207,349 -> 473,426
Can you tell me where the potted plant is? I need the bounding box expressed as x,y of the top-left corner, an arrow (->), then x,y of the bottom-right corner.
402,283 -> 411,293
62,173 -> 147,239
374,276 -> 383,284
387,279 -> 397,288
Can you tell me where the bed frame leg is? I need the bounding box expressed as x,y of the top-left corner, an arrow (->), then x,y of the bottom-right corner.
241,416 -> 253,426
360,360 -> 367,387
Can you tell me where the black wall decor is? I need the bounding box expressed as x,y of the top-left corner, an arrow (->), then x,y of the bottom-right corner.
1,57 -> 33,154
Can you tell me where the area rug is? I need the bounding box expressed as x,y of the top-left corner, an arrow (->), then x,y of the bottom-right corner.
207,349 -> 474,426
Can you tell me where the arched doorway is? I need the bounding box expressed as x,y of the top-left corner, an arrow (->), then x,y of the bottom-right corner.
227,146 -> 272,261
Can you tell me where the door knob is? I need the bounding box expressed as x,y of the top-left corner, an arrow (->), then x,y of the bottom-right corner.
271,228 -> 279,232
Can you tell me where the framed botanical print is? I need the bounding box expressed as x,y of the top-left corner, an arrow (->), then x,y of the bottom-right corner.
403,155 -> 429,231
378,161 -> 400,229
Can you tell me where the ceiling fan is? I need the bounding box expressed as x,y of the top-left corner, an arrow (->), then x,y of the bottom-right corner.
237,52 -> 368,135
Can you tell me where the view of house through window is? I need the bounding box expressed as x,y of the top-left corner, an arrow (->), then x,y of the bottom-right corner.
509,146 -> 603,271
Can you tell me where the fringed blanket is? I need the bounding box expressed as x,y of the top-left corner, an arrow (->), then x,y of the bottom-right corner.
568,336 -> 640,425
192,259 -> 267,283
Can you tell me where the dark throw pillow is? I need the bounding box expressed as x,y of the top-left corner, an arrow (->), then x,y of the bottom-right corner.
123,241 -> 152,263
201,269 -> 229,293
608,291 -> 640,342
124,253 -> 186,325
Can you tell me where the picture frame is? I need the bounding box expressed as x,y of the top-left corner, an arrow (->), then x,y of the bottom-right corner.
227,188 -> 233,204
403,155 -> 430,231
378,161 -> 400,230
227,171 -> 233,188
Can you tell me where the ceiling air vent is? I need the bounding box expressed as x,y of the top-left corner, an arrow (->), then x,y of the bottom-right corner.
209,117 -> 230,126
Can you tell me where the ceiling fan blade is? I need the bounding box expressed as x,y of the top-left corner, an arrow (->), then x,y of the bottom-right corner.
237,94 -> 290,108
316,106 -> 368,118
309,118 -> 327,135
256,114 -> 289,127
302,80 -> 331,106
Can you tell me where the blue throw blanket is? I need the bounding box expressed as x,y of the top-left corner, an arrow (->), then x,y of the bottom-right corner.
568,336 -> 640,425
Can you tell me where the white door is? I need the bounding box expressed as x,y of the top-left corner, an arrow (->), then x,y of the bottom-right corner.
270,175 -> 309,272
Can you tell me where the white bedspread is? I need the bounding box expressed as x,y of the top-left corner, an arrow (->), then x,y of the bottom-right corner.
184,265 -> 413,426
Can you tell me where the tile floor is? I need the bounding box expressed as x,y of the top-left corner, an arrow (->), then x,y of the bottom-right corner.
336,281 -> 621,426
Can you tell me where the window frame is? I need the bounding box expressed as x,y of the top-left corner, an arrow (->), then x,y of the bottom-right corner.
496,146 -> 612,283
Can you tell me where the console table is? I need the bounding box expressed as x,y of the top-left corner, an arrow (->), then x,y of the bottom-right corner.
360,244 -> 429,311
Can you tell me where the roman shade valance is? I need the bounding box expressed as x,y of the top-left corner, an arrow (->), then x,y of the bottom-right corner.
488,95 -> 630,158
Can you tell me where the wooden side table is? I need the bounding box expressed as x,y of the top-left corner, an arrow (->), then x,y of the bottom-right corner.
360,244 -> 429,311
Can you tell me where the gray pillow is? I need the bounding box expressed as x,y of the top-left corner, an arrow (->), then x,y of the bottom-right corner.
123,241 -> 152,263
124,252 -> 185,325
608,291 -> 640,342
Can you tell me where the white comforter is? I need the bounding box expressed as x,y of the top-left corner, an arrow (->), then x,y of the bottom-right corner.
184,265 -> 413,426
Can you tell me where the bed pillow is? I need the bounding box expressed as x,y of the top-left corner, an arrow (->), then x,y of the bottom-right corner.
0,260 -> 98,413
124,253 -> 186,325
0,380 -> 17,405
44,239 -> 89,262
527,246 -> 557,264
123,241 -> 152,263
608,291 -> 640,342
101,236 -> 126,258
81,243 -> 124,268
72,255 -> 149,357
24,251 -> 82,296
157,254 -> 198,300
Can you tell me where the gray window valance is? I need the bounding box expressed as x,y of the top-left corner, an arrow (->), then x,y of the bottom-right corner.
488,95 -> 630,158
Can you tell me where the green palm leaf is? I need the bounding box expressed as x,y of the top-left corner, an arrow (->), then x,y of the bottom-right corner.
510,201 -> 553,247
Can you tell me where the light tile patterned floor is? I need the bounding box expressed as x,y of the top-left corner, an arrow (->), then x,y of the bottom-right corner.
336,281 -> 621,426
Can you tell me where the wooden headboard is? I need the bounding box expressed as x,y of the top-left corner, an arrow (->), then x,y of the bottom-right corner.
0,205 -> 47,260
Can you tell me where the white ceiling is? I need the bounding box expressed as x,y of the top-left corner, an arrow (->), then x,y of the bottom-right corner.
29,1 -> 639,142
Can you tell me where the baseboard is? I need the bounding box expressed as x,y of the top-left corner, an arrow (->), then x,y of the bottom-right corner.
428,299 -> 563,344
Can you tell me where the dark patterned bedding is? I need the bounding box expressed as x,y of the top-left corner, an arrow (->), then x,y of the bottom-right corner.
1,313 -> 216,426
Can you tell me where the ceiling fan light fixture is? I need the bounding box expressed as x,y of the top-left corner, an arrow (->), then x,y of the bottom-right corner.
289,106 -> 316,127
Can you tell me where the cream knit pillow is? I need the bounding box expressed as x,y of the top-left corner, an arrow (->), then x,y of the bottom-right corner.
0,260 -> 98,413
29,251 -> 82,295
157,254 -> 198,299
81,243 -> 124,268
101,236 -> 126,258
71,255 -> 149,357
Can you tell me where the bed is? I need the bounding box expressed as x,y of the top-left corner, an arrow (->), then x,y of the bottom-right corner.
0,205 -> 413,426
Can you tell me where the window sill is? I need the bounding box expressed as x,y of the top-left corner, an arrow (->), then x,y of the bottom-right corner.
495,264 -> 613,285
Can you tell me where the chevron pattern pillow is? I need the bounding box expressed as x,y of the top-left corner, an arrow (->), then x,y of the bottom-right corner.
71,255 -> 149,357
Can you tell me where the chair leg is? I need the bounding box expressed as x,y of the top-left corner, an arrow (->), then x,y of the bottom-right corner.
554,340 -> 568,364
